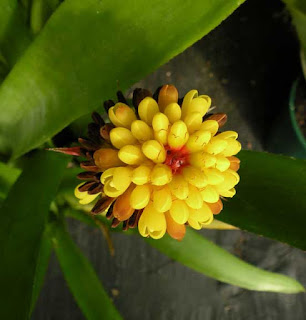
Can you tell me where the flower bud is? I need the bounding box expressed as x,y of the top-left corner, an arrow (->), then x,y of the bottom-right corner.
130,185 -> 151,209
138,97 -> 159,125
131,120 -> 154,143
108,103 -> 137,128
150,164 -> 172,186
113,186 -> 135,221
228,156 -> 240,171
110,127 -> 137,149
163,102 -> 181,123
93,148 -> 124,170
200,120 -> 219,136
142,140 -> 166,163
168,120 -> 189,149
152,186 -> 172,212
118,145 -> 146,165
170,199 -> 189,224
158,84 -> 179,111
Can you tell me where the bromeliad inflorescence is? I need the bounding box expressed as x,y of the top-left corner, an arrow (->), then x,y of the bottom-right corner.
73,85 -> 241,240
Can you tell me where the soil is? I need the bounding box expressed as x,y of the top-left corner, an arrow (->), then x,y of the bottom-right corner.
295,78 -> 306,137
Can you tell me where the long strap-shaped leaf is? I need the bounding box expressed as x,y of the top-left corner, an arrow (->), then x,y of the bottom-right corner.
66,208 -> 304,294
49,221 -> 123,320
0,0 -> 245,159
0,151 -> 67,319
147,229 -> 304,293
218,150 -> 306,250
0,0 -> 33,67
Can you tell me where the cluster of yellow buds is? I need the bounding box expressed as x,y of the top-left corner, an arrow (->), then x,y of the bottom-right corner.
75,85 -> 241,240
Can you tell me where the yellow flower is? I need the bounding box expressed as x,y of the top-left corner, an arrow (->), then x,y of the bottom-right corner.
75,85 -> 241,240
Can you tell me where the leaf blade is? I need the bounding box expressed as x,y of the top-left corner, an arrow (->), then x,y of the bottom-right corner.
0,151 -> 67,319
50,221 -> 122,320
218,150 -> 306,250
147,229 -> 304,293
0,0 -> 245,158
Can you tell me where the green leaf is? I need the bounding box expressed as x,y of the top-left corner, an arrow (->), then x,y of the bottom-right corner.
49,221 -> 122,320
65,207 -> 303,294
0,161 -> 21,201
0,0 -> 245,159
30,227 -> 53,315
0,0 -> 33,67
0,151 -> 67,319
218,150 -> 306,250
147,229 -> 304,293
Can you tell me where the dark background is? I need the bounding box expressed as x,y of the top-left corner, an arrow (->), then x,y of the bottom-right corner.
33,0 -> 306,319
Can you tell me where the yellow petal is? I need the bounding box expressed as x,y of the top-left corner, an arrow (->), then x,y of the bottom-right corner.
188,204 -> 213,229
185,185 -> 203,209
152,186 -> 172,212
215,156 -> 230,172
154,129 -> 169,145
203,168 -> 224,185
131,120 -> 153,143
79,193 -> 100,205
217,131 -> 238,140
112,166 -> 133,191
219,139 -> 241,157
152,112 -> 169,145
138,97 -> 159,125
104,180 -> 126,197
118,145 -> 145,165
132,165 -> 151,185
130,184 -> 151,209
182,166 -> 207,188
200,185 -> 219,203
216,169 -> 239,191
163,102 -> 181,123
110,127 -> 137,149
183,112 -> 202,134
168,120 -> 189,149
169,199 -> 189,224
189,151 -> 216,169
200,120 -> 219,136
108,103 -> 137,128
168,174 -> 189,199
150,164 -> 172,186
181,89 -> 198,118
74,183 -> 88,200
185,130 -> 211,153
183,95 -> 210,118
218,187 -> 236,198
204,137 -> 227,155
138,202 -> 166,239
142,140 -> 166,163
100,168 -> 115,184
158,84 -> 179,111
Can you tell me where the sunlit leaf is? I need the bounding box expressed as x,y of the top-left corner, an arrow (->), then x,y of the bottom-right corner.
0,0 -> 245,159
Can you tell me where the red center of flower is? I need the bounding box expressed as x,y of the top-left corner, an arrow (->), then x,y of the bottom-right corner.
164,145 -> 190,174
